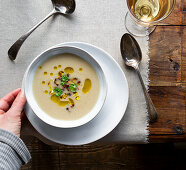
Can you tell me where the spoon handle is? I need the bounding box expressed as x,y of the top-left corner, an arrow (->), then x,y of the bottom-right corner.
136,68 -> 158,123
8,9 -> 57,60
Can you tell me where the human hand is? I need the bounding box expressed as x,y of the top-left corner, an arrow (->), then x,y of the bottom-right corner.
0,88 -> 26,137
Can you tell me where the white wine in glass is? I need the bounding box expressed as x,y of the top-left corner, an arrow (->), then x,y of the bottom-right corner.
125,0 -> 175,36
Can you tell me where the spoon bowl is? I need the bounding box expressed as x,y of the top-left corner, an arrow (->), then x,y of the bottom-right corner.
120,33 -> 142,69
52,0 -> 76,14
120,33 -> 158,123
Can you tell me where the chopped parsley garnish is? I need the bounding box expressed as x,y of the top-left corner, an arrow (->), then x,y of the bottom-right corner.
53,87 -> 63,97
61,75 -> 69,86
62,75 -> 69,82
61,81 -> 66,86
69,83 -> 77,92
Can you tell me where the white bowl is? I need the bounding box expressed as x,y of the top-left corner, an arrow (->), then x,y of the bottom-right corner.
24,45 -> 107,128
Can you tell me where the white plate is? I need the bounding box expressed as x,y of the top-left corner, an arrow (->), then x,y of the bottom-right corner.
23,42 -> 129,145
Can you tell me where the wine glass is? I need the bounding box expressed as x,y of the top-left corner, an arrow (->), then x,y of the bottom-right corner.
125,0 -> 176,37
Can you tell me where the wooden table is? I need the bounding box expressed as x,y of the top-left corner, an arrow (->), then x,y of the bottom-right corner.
149,0 -> 186,142
21,1 -> 186,169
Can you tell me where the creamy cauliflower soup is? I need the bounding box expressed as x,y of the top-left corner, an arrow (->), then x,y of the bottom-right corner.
33,53 -> 100,120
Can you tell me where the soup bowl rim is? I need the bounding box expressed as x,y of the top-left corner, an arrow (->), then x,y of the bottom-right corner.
23,45 -> 107,128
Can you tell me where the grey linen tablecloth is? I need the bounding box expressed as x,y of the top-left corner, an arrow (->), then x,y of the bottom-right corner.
0,0 -> 149,143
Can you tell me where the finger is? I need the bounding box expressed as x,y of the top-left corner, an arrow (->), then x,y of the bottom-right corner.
0,88 -> 21,113
0,110 -> 5,114
8,90 -> 26,117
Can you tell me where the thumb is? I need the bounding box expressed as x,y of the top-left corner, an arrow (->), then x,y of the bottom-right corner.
8,90 -> 26,117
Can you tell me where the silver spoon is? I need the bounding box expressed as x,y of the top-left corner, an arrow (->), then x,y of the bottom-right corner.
120,33 -> 158,123
8,0 -> 76,60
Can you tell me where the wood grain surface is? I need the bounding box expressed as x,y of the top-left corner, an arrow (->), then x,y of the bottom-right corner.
21,0 -> 186,169
22,140 -> 186,170
149,0 -> 186,142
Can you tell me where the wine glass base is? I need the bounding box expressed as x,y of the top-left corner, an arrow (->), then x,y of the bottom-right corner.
125,12 -> 156,37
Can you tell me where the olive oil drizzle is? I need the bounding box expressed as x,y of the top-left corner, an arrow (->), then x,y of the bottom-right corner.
82,79 -> 92,93
50,95 -> 75,107
64,67 -> 74,74
39,65 -> 92,110
51,95 -> 69,107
